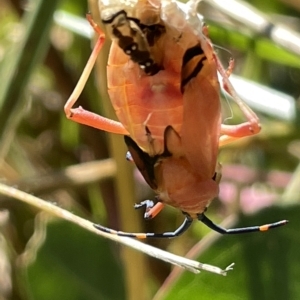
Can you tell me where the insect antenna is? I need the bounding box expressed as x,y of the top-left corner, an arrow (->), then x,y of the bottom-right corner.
198,213 -> 288,234
94,214 -> 194,239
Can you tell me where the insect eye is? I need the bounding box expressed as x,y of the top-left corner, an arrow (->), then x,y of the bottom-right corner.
139,59 -> 161,75
124,42 -> 138,55
139,58 -> 153,69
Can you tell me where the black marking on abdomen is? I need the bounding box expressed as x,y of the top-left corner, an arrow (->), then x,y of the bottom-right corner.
181,44 -> 207,93
182,44 -> 204,66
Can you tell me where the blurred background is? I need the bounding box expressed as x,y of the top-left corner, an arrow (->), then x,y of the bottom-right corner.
0,0 -> 300,299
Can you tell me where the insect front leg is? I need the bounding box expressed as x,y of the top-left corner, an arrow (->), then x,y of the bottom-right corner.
134,199 -> 165,220
64,14 -> 128,135
214,53 -> 261,147
219,122 -> 260,147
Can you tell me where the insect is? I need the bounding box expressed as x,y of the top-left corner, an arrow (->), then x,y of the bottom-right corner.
64,0 -> 288,238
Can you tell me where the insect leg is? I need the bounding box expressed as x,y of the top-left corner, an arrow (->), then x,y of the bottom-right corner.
198,213 -> 288,234
134,200 -> 165,220
126,151 -> 133,162
215,52 -> 260,130
213,51 -> 261,146
219,123 -> 260,147
64,14 -> 128,135
134,200 -> 155,210
226,58 -> 234,78
94,215 -> 193,239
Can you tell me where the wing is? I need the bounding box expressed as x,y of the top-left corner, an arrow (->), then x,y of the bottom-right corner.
180,53 -> 221,179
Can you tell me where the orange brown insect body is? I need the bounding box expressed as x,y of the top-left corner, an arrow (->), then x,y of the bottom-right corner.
64,0 -> 287,238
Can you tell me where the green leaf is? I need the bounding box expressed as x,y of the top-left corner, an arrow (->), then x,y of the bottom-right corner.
23,220 -> 126,300
0,0 -> 61,136
208,25 -> 300,68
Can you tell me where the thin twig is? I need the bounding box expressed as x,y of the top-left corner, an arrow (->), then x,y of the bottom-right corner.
0,183 -> 233,276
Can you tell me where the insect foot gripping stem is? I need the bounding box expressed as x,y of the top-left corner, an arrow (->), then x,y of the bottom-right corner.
198,213 -> 288,234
